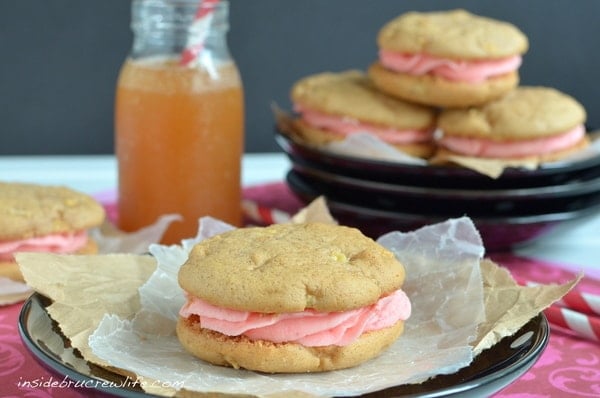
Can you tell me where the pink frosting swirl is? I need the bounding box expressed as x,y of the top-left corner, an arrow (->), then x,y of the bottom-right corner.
180,289 -> 411,347
439,125 -> 586,158
0,231 -> 89,261
379,51 -> 522,83
295,104 -> 433,144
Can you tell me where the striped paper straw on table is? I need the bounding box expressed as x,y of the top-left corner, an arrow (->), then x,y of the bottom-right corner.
180,0 -> 221,66
554,289 -> 600,316
544,305 -> 600,342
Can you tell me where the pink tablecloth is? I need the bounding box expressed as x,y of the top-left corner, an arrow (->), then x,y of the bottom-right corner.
2,182 -> 600,397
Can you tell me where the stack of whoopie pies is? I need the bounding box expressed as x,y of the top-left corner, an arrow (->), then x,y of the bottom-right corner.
280,9 -> 600,250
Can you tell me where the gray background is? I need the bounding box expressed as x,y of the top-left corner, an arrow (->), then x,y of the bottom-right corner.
1,0 -> 598,155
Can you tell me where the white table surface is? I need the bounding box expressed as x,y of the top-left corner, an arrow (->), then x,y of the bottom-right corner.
1,153 -> 598,273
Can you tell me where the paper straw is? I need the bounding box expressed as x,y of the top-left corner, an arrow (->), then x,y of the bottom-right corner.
180,0 -> 221,66
544,305 -> 600,342
555,290 -> 600,317
242,200 -> 291,225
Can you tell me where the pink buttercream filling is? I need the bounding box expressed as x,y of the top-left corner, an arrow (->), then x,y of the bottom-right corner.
294,104 -> 433,144
0,231 -> 89,261
379,51 -> 522,83
180,289 -> 411,347
439,124 -> 586,158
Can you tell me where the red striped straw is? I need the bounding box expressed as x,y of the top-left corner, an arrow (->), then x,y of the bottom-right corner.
555,290 -> 600,317
544,305 -> 600,342
242,200 -> 291,225
180,0 -> 221,66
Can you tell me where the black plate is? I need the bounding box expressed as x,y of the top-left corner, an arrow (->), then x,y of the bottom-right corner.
276,131 -> 600,189
19,293 -> 548,398
289,163 -> 600,217
287,171 -> 600,250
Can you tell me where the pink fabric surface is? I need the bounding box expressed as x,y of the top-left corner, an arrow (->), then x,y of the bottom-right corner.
3,182 -> 600,397
1,302 -> 91,397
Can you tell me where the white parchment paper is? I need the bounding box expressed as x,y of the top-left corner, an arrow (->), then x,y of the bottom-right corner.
89,216 -> 485,397
326,133 -> 427,165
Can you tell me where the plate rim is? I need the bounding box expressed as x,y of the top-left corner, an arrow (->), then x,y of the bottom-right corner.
291,159 -> 600,200
286,169 -> 600,225
18,293 -> 157,398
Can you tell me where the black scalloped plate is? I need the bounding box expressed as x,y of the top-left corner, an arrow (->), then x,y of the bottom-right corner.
287,170 -> 600,250
288,163 -> 600,218
20,293 -> 548,397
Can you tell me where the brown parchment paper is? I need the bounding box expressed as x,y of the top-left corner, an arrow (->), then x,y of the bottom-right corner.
15,202 -> 580,397
17,252 -> 157,367
473,259 -> 580,354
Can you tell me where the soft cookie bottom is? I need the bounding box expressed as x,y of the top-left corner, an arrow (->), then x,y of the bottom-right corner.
368,62 -> 518,108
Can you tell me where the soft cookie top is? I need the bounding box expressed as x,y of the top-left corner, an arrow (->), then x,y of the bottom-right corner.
439,86 -> 587,139
179,222 -> 406,314
378,9 -> 528,59
291,70 -> 436,130
0,182 -> 106,240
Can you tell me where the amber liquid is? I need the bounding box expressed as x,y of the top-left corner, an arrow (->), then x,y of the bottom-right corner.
115,57 -> 244,243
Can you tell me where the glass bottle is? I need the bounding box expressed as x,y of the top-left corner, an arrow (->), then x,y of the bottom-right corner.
115,0 -> 244,244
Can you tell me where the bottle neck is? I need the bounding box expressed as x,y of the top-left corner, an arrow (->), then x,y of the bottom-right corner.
130,0 -> 231,63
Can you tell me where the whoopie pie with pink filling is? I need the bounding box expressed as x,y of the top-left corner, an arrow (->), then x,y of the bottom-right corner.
290,70 -> 437,158
176,222 -> 411,373
369,9 -> 529,108
436,86 -> 589,163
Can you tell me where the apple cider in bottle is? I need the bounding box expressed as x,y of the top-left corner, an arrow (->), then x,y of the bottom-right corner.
115,0 -> 244,243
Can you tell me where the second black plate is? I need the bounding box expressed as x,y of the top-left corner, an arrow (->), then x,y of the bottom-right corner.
290,162 -> 600,217
287,170 -> 600,250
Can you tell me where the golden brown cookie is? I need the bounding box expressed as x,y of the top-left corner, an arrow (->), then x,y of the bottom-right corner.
289,70 -> 437,158
179,222 -> 404,312
377,9 -> 528,59
0,182 -> 105,281
0,182 -> 105,240
369,9 -> 528,107
177,222 -> 410,373
436,86 -> 589,162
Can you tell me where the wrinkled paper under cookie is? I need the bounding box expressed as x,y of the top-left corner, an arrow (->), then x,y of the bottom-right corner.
15,204 -> 580,397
